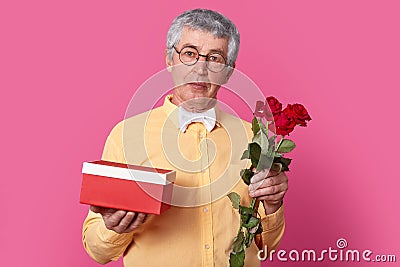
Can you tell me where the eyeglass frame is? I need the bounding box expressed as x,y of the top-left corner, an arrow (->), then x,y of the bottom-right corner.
173,45 -> 228,72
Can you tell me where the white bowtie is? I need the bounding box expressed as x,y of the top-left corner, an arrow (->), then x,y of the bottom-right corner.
178,106 -> 216,132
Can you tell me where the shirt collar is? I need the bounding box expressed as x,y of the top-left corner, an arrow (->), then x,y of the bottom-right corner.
161,94 -> 222,131
178,106 -> 216,132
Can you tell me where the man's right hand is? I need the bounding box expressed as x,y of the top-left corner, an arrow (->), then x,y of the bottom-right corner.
90,206 -> 148,234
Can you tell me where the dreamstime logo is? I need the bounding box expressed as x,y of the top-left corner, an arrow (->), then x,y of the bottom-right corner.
336,238 -> 347,249
257,238 -> 397,263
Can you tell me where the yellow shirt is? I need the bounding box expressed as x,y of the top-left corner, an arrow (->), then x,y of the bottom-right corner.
82,95 -> 285,267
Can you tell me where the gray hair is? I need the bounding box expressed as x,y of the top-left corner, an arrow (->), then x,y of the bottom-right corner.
166,9 -> 240,67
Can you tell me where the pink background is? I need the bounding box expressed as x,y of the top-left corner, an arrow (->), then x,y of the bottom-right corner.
1,0 -> 399,266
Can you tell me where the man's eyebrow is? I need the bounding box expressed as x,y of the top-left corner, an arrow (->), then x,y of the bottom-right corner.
208,48 -> 226,55
179,43 -> 226,54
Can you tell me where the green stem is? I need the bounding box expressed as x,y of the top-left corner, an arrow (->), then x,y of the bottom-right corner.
250,198 -> 256,210
275,136 -> 285,152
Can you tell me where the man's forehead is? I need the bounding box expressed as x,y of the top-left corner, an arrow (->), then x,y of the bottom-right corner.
177,27 -> 229,52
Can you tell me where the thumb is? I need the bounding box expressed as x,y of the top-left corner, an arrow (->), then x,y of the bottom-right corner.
90,205 -> 102,213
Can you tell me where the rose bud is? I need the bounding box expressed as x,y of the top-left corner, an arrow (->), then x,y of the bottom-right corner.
254,100 -> 266,118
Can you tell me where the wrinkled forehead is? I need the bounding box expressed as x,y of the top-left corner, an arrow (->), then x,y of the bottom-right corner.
176,26 -> 229,53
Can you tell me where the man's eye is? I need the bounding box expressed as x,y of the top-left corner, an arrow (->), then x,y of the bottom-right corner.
208,54 -> 223,62
184,51 -> 196,57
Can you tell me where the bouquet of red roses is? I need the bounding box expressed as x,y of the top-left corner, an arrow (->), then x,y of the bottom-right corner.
228,96 -> 311,267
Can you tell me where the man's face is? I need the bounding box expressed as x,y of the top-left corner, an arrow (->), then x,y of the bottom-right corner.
166,27 -> 233,111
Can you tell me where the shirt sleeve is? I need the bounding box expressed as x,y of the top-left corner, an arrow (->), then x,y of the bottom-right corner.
82,210 -> 134,263
257,202 -> 285,257
81,122 -> 134,264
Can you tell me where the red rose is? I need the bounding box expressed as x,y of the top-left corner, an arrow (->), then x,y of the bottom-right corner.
273,107 -> 296,136
285,103 -> 312,126
265,109 -> 274,121
266,96 -> 282,115
254,100 -> 274,120
254,100 -> 266,118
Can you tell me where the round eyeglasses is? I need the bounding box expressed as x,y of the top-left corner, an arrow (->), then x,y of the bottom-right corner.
173,46 -> 227,73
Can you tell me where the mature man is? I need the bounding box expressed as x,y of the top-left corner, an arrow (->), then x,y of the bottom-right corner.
82,9 -> 287,266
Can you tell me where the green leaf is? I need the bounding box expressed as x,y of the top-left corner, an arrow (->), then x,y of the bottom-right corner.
239,205 -> 254,224
239,205 -> 254,216
240,149 -> 249,160
252,130 -> 269,154
229,250 -> 245,267
232,231 -> 245,253
251,117 -> 260,136
249,139 -> 274,172
243,216 -> 260,229
260,120 -> 268,136
276,139 -> 296,153
280,157 -> 292,167
246,233 -> 256,247
241,168 -> 253,185
256,153 -> 274,172
273,157 -> 292,172
227,192 -> 241,209
252,132 -> 260,145
249,142 -> 261,168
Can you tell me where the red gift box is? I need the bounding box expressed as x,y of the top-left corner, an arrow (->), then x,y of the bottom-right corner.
80,160 -> 176,214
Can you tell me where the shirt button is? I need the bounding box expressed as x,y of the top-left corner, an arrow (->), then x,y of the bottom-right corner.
203,207 -> 208,212
205,244 -> 210,249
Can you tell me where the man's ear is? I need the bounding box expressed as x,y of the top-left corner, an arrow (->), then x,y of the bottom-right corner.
165,49 -> 173,72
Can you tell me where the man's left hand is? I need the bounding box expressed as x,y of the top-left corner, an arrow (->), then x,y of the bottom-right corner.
248,168 -> 288,214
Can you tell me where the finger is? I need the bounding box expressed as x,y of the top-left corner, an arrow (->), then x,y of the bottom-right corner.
249,178 -> 264,192
249,172 -> 289,195
112,212 -> 136,233
250,167 -> 282,183
250,168 -> 284,186
250,169 -> 268,184
125,213 -> 148,232
264,174 -> 286,187
256,191 -> 286,202
104,210 -> 127,229
119,212 -> 137,228
266,168 -> 281,178
250,183 -> 287,198
90,206 -> 117,216
131,213 -> 147,229
262,172 -> 288,188
249,174 -> 277,193
90,206 -> 101,213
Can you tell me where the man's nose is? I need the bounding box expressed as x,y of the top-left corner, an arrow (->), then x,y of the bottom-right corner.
193,56 -> 208,75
